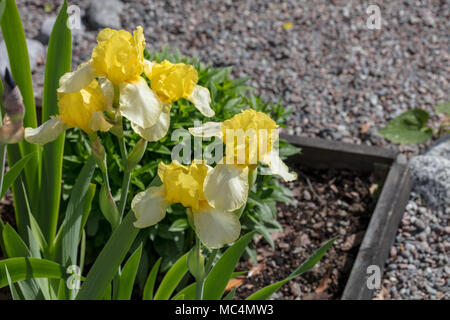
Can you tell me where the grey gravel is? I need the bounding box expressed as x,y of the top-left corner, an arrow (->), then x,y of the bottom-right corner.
408,154 -> 450,210
382,192 -> 449,300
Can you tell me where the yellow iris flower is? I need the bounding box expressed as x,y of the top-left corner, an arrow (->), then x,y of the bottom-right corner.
188,109 -> 297,200
130,60 -> 214,141
131,161 -> 243,248
54,27 -> 214,142
25,26 -> 214,143
24,79 -> 112,145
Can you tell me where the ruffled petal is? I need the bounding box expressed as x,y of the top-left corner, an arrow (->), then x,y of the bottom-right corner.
143,59 -> 155,78
89,111 -> 113,132
187,85 -> 214,117
119,77 -> 162,128
204,164 -> 249,211
131,185 -> 170,228
130,104 -> 171,142
192,207 -> 241,249
188,121 -> 222,138
263,151 -> 297,181
24,116 -> 66,145
57,61 -> 95,94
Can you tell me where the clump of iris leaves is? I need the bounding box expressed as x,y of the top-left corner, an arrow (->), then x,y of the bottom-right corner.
60,48 -> 300,290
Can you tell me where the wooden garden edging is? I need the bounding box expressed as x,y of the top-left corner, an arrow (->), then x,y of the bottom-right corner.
281,134 -> 411,300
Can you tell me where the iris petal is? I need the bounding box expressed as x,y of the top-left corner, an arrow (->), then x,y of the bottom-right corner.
263,151 -> 297,181
24,116 -> 66,145
192,207 -> 241,249
57,61 -> 95,94
188,121 -> 222,138
130,104 -> 171,142
131,185 -> 170,228
119,77 -> 162,128
187,85 -> 214,117
204,164 -> 249,211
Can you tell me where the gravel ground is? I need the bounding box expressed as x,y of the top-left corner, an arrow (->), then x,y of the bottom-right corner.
6,0 -> 450,300
380,193 -> 449,300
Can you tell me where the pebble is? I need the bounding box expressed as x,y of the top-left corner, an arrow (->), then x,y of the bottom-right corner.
86,0 -> 124,29
414,219 -> 426,231
0,39 -> 45,76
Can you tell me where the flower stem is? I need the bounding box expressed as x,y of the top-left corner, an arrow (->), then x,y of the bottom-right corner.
205,249 -> 218,274
117,135 -> 130,222
117,171 -> 131,222
194,245 -> 219,300
195,276 -> 205,300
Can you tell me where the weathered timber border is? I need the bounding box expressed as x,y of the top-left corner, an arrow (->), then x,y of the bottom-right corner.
281,134 -> 411,300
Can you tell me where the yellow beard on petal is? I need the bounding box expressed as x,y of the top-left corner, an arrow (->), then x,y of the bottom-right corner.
91,27 -> 145,86
221,109 -> 278,165
149,60 -> 198,103
58,80 -> 107,134
157,161 -> 209,211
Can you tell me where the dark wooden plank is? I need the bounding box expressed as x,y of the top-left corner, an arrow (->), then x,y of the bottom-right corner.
281,134 -> 396,173
341,157 -> 411,300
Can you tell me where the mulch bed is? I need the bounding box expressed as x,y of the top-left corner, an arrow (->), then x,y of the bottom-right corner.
235,168 -> 380,300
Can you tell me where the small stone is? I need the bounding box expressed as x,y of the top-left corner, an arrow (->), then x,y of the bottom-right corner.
37,16 -> 57,44
390,247 -> 397,257
303,190 -> 311,201
349,203 -> 364,213
414,219 -> 426,231
87,0 -> 124,29
312,222 -> 324,230
289,282 -> 301,297
409,156 -> 450,210
0,39 -> 45,76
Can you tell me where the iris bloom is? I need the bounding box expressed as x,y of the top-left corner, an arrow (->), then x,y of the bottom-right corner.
53,26 -> 214,142
188,109 -> 297,193
132,161 -> 244,248
134,59 -> 215,141
24,79 -> 113,144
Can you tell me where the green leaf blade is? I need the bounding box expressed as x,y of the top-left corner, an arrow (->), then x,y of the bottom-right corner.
246,236 -> 337,300
0,152 -> 35,199
143,257 -> 162,300
40,0 -> 72,243
57,156 -> 96,266
0,257 -> 64,288
76,212 -> 139,300
153,253 -> 188,300
203,232 -> 255,300
117,244 -> 143,300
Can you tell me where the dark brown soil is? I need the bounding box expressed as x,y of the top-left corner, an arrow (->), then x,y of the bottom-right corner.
0,191 -> 16,228
235,168 -> 380,300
